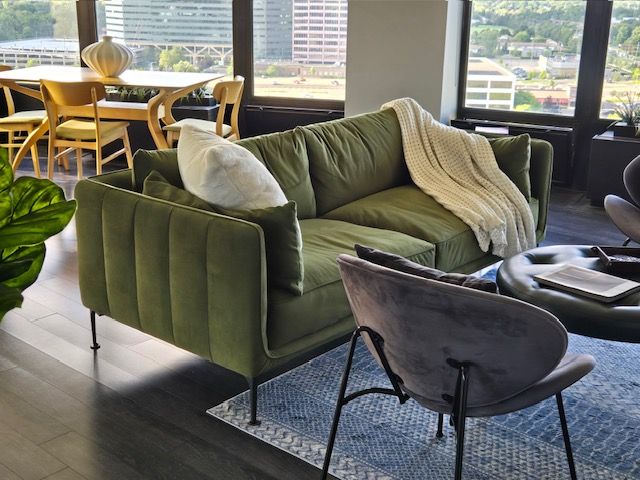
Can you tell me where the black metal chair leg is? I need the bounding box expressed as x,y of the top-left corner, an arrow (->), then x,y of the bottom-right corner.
623,237 -> 632,246
556,392 -> 578,480
89,311 -> 100,350
321,331 -> 360,480
247,378 -> 261,426
436,413 -> 444,438
454,365 -> 469,480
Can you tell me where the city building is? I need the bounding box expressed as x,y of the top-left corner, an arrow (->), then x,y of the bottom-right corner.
539,55 -> 580,79
254,0 -> 293,60
465,57 -> 516,110
101,0 -> 234,66
292,0 -> 347,65
0,38 -> 78,67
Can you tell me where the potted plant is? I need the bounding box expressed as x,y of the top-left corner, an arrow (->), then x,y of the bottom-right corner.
611,92 -> 640,137
0,149 -> 76,320
178,87 -> 216,107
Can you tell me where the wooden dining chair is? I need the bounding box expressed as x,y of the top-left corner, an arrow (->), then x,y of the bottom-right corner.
163,75 -> 244,145
0,65 -> 46,176
40,79 -> 133,179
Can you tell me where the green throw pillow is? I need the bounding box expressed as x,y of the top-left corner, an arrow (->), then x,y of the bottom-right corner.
143,171 -> 304,295
488,134 -> 531,201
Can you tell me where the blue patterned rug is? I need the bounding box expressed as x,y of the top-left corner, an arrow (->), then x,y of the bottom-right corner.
207,268 -> 640,479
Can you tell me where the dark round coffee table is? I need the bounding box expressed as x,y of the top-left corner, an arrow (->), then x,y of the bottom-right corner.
497,245 -> 640,343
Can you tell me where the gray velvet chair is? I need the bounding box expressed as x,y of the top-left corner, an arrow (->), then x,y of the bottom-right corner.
605,155 -> 640,245
322,255 -> 595,480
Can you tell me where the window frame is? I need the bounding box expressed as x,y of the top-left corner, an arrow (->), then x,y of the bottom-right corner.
457,0 -> 617,188
77,0 -> 345,113
457,0 -> 611,129
242,0 -> 345,111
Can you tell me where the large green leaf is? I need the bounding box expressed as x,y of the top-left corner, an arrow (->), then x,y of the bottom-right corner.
0,200 -> 77,250
0,244 -> 45,290
0,283 -> 23,321
0,150 -> 12,194
0,151 -> 76,322
0,259 -> 31,283
0,152 -> 12,229
11,176 -> 68,219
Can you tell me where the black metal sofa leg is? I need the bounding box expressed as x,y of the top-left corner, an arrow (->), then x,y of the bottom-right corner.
556,392 -> 578,480
89,311 -> 100,351
247,377 -> 261,426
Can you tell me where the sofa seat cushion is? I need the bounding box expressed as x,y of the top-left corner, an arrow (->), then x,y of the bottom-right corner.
323,185 -> 540,272
267,218 -> 435,350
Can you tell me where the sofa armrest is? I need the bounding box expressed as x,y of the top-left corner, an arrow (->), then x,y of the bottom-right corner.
88,168 -> 134,190
75,178 -> 271,379
529,139 -> 553,243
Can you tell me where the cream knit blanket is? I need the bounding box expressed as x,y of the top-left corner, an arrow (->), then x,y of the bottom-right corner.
382,98 -> 535,258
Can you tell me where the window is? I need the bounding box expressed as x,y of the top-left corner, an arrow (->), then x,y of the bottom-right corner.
0,0 -> 78,67
253,0 -> 347,101
600,1 -> 640,119
96,0 -> 232,75
463,0 -> 586,116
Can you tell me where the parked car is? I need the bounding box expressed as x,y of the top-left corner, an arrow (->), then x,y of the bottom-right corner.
512,67 -> 528,79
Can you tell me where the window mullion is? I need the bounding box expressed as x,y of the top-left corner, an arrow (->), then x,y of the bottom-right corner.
77,0 -> 99,56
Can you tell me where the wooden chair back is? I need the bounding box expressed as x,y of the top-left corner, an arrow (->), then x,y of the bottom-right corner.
40,80 -> 106,108
213,75 -> 244,138
40,80 -> 106,144
0,65 -> 16,116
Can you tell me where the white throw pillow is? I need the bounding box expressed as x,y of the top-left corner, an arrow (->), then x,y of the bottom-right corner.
177,124 -> 287,210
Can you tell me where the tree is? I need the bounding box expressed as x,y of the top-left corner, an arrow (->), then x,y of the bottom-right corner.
514,91 -> 540,109
0,1 -> 53,41
51,1 -> 77,38
159,47 -> 184,71
615,23 -> 632,46
513,31 -> 530,42
472,29 -> 500,57
198,55 -> 215,70
625,26 -> 640,47
265,64 -> 278,77
172,60 -> 197,73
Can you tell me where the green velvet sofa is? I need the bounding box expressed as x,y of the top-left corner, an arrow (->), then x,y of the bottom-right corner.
75,109 -> 553,423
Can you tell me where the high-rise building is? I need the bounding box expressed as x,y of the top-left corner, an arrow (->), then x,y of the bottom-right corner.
292,0 -> 347,65
101,0 -> 347,67
102,0 -> 233,66
254,0 -> 293,61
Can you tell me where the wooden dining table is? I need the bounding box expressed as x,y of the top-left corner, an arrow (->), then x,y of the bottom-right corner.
0,65 -> 223,171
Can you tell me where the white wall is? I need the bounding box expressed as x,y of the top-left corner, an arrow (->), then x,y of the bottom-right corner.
345,0 -> 463,123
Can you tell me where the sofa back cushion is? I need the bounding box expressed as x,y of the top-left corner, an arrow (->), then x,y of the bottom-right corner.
302,108 -> 409,215
132,148 -> 183,191
236,128 -> 316,219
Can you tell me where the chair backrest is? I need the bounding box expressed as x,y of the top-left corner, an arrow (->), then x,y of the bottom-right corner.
337,254 -> 568,412
0,65 -> 16,116
213,75 -> 244,138
40,80 -> 106,109
41,80 -> 107,142
624,155 -> 640,206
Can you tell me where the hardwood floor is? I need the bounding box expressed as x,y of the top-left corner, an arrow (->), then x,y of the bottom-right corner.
0,156 -> 627,479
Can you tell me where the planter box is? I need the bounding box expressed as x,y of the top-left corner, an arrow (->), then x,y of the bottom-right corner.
172,104 -> 219,122
611,122 -> 639,138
